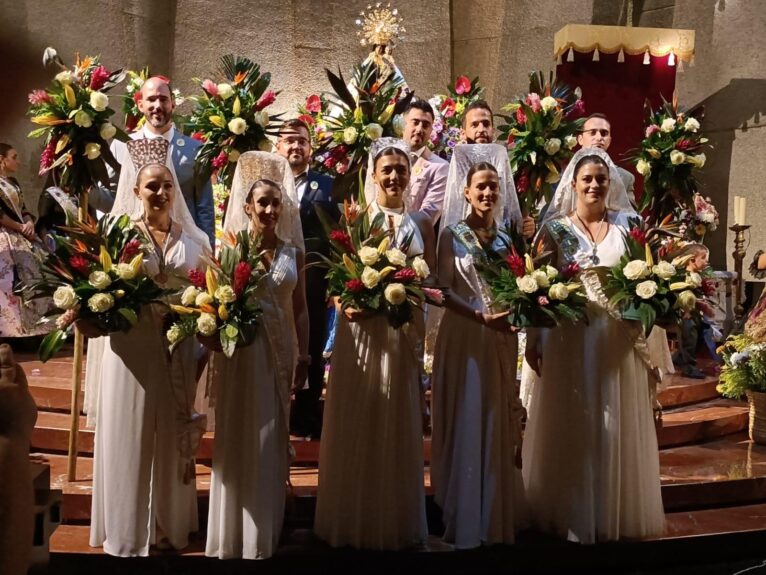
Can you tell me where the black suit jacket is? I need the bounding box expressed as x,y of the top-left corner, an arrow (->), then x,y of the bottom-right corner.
300,171 -> 340,261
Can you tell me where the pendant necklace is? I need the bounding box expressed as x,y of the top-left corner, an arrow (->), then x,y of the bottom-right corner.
144,218 -> 171,283
575,210 -> 607,265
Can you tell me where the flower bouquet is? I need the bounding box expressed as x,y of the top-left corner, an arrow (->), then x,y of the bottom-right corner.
27,48 -> 126,193
632,95 -> 709,223
318,197 -> 441,329
121,67 -> 184,132
427,75 -> 485,160
496,71 -> 585,215
673,193 -> 719,242
22,214 -> 167,362
479,232 -> 588,328
166,231 -> 266,357
296,93 -> 332,152
717,334 -> 766,399
310,60 -> 414,197
185,55 -> 281,188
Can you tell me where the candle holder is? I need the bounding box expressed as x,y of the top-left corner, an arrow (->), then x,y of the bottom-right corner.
730,223 -> 751,328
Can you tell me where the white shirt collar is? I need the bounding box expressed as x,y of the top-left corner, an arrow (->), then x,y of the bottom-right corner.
142,124 -> 175,142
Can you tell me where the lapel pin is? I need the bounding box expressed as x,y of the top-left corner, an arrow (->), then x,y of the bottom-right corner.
310,181 -> 319,191
176,138 -> 185,147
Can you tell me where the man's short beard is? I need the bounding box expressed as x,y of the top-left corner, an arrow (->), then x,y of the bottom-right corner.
147,115 -> 170,128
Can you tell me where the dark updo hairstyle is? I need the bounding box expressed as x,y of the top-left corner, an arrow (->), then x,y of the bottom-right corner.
0,143 -> 13,158
246,178 -> 282,203
572,154 -> 610,180
135,162 -> 173,186
466,161 -> 498,187
373,146 -> 410,172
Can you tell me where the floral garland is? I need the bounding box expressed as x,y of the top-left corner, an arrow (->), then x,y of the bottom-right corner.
427,75 -> 485,161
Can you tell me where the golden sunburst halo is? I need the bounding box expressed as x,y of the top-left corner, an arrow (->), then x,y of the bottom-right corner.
355,3 -> 405,47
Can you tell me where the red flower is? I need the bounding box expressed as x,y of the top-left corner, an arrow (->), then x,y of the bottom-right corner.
676,139 -> 693,151
561,262 -> 580,279
567,99 -> 586,119
28,89 -> 51,105
188,268 -> 206,289
202,79 -> 218,97
69,255 -> 90,276
39,140 -> 57,175
454,75 -> 472,95
125,114 -> 139,133
505,250 -> 525,278
515,107 -> 527,125
629,227 -> 647,246
212,150 -> 228,169
702,278 -> 717,297
515,172 -> 529,194
120,239 -> 142,262
298,113 -> 315,125
305,94 -> 322,113
330,230 -> 354,253
323,156 -> 338,169
191,131 -> 207,142
441,97 -> 456,118
393,268 -> 417,282
89,65 -> 111,91
345,279 -> 365,293
256,90 -> 276,111
233,261 -> 252,297
524,92 -> 542,113
132,92 -> 142,105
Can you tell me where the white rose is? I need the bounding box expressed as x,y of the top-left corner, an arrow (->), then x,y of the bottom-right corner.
84,142 -> 101,160
166,324 -> 183,344
636,158 -> 652,176
392,114 -> 405,137
87,292 -> 115,313
215,285 -> 236,304
181,286 -> 200,306
677,290 -> 698,312
684,117 -> 700,133
88,270 -> 112,289
99,122 -> 116,140
89,91 -> 109,112
195,292 -> 214,306
384,283 -> 407,305
687,271 -> 702,287
361,266 -> 381,289
343,126 -> 358,145
543,138 -> 561,155
532,269 -> 550,288
623,260 -> 650,280
227,149 -> 240,162
690,153 -> 706,168
548,283 -> 569,301
564,135 -> 577,150
545,265 -> 558,280
217,83 -> 234,99
516,275 -> 539,294
385,248 -> 407,267
257,138 -> 272,152
53,285 -> 79,310
55,71 -> 73,85
652,260 -> 677,280
635,280 -> 658,300
670,150 -> 686,165
358,246 -> 380,266
540,96 -> 558,113
365,123 -> 383,141
227,117 -> 247,135
253,110 -> 270,128
197,312 -> 218,336
661,118 -> 676,132
412,256 -> 430,279
113,263 -> 137,280
74,110 -> 93,128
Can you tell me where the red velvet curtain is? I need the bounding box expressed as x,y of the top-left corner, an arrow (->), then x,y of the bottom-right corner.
556,50 -> 677,198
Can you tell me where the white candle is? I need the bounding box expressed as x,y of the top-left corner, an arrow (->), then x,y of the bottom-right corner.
734,196 -> 741,225
741,197 -> 747,225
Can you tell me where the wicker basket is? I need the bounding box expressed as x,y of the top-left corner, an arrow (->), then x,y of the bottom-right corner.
747,390 -> 766,445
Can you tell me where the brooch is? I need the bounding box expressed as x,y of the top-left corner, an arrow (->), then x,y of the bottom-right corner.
310,181 -> 319,190
175,138 -> 185,147
414,165 -> 423,176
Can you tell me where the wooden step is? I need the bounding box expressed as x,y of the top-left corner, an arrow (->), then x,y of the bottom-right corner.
659,399 -> 749,448
657,373 -> 721,409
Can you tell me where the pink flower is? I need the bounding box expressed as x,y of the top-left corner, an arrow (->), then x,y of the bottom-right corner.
39,140 -> 57,175
120,239 -> 142,263
568,99 -> 586,119
336,161 -> 349,175
515,107 -> 527,125
393,268 -> 417,283
423,287 -> 444,305
454,75 -> 472,95
525,93 -> 542,113
89,65 -> 110,91
441,98 -> 456,118
345,279 -> 365,293
561,262 -> 581,280
212,151 -> 228,169
676,139 -> 693,151
202,79 -> 218,97
255,90 -> 276,111
645,124 -> 661,138
28,89 -> 51,105
537,295 -> 550,306
305,95 -> 322,113
323,156 -> 338,169
298,113 -> 315,125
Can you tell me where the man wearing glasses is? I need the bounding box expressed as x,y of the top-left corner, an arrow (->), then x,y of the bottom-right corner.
576,113 -> 635,198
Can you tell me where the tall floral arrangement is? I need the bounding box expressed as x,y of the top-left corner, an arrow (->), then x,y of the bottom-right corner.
427,75 -> 485,161
186,55 -> 281,189
496,71 -> 585,216
673,193 -> 719,242
121,67 -> 184,132
632,95 -> 709,223
27,48 -> 125,194
717,334 -> 766,398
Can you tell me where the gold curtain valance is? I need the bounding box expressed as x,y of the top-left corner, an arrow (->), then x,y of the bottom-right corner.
554,24 -> 695,61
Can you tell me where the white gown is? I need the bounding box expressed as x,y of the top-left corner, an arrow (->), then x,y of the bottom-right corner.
430,228 -> 527,549
315,207 -> 428,550
205,245 -> 298,559
90,227 -> 207,557
522,212 -> 665,543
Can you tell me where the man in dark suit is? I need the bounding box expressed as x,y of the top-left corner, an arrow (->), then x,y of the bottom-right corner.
276,118 -> 339,438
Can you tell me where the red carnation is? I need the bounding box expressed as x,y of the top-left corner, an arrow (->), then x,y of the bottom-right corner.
441,97 -> 456,118
298,113 -> 315,125
69,255 -> 90,276
305,94 -> 322,113
212,150 -> 228,169
89,65 -> 111,91
345,279 -> 365,293
393,268 -> 417,282
28,89 -> 51,105
188,268 -> 206,289
561,261 -> 580,280
120,239 -> 142,262
256,90 -> 276,111
330,230 -> 354,253
629,227 -> 647,246
505,251 -> 525,278
233,261 -> 252,297
191,131 -> 207,142
676,139 -> 693,151
515,107 -> 527,125
454,75 -> 471,95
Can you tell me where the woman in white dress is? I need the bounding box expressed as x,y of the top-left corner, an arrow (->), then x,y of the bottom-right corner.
205,152 -> 309,560
523,148 -> 665,543
89,139 -> 210,556
315,139 -> 435,550
430,145 -> 527,549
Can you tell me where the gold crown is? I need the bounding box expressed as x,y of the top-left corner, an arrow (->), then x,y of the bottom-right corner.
355,3 -> 405,47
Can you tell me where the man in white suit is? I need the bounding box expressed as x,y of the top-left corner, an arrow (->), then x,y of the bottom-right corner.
576,113 -> 635,199
402,100 -> 448,225
90,77 -> 214,246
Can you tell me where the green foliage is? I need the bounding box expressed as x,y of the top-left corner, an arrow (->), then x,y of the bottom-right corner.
717,334 -> 766,398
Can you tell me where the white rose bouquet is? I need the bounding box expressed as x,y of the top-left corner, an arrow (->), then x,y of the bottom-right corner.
166,230 -> 267,357
22,214 -> 167,362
